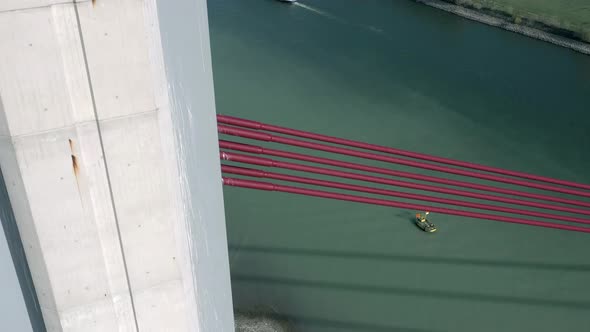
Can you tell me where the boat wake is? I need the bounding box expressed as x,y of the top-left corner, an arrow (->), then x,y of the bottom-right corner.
293,2 -> 385,35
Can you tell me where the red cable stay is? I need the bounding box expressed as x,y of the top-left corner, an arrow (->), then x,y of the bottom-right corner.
221,164 -> 590,225
223,177 -> 590,234
218,114 -> 590,191
218,115 -> 590,233
219,140 -> 590,214
218,125 -> 590,200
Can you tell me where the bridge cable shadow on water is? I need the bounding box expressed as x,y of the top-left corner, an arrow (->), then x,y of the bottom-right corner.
229,241 -> 590,273
266,312 -> 442,332
229,242 -> 590,311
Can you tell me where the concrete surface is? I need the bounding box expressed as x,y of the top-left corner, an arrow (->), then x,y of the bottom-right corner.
156,0 -> 236,330
0,0 -> 232,330
0,167 -> 39,332
0,229 -> 34,331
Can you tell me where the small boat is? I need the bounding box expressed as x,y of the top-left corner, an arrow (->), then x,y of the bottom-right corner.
278,0 -> 297,3
416,212 -> 437,233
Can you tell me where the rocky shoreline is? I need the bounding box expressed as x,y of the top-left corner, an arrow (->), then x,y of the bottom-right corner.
416,0 -> 590,56
235,310 -> 294,332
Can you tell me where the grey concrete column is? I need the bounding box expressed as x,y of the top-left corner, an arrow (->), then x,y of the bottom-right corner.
155,0 -> 235,330
0,0 -> 233,331
0,168 -> 42,331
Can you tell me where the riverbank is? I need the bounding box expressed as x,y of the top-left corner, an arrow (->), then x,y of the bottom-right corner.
416,0 -> 590,55
235,310 -> 294,332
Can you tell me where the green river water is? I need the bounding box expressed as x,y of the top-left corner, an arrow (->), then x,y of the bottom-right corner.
208,0 -> 590,331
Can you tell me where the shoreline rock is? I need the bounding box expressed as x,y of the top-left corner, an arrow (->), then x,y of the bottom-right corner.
235,310 -> 295,332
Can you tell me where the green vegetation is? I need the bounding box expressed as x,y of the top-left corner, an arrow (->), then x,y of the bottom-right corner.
449,0 -> 590,42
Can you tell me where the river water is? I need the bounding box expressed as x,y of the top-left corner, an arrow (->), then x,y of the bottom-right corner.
208,0 -> 590,331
